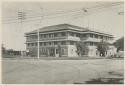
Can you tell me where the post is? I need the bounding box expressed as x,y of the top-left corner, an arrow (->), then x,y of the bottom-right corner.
82,8 -> 89,28
37,28 -> 40,59
37,6 -> 43,59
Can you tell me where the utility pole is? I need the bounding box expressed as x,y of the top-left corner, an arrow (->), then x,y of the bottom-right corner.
18,11 -> 26,24
82,8 -> 89,28
37,28 -> 40,59
18,11 -> 26,58
37,7 -> 43,59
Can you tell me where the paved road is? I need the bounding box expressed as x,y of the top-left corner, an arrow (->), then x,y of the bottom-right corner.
2,59 -> 124,84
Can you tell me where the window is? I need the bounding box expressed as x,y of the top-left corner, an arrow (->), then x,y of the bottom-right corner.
61,48 -> 67,55
40,43 -> 43,46
95,35 -> 98,38
54,33 -> 57,37
71,32 -> 74,36
49,42 -> 51,45
41,48 -> 47,55
31,43 -> 34,46
76,33 -> 80,37
44,42 -> 46,46
90,34 -> 93,38
44,34 -> 46,38
82,34 -> 86,37
61,41 -> 66,45
35,43 -> 37,46
90,42 -> 93,46
70,41 -> 74,45
100,36 -> 103,39
27,43 -> 30,47
54,41 -> 57,45
56,49 -> 58,54
49,34 -> 51,38
61,32 -> 66,36
51,34 -> 53,37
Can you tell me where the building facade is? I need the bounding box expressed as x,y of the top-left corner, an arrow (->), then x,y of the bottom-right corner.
25,24 -> 116,57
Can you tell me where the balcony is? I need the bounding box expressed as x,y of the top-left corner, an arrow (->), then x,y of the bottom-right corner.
81,37 -> 113,43
67,36 -> 80,41
26,36 -> 81,43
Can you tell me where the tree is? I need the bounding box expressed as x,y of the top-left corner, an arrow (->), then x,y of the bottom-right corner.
97,40 -> 109,57
76,41 -> 89,57
57,44 -> 61,57
113,37 -> 124,52
2,44 -> 6,55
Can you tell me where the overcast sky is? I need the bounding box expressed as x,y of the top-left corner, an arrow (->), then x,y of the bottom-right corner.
2,1 -> 124,50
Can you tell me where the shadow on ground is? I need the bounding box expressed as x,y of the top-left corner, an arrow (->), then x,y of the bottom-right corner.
74,78 -> 124,84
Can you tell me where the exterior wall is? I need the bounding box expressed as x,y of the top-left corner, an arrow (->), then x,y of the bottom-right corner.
67,45 -> 78,57
27,47 -> 37,56
27,45 -> 69,57
106,46 -> 117,57
87,46 -> 97,57
25,28 -> 115,57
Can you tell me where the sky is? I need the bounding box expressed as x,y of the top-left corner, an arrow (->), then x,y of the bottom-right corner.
2,1 -> 124,50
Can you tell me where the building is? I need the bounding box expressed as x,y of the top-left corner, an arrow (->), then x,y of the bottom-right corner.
25,24 -> 116,57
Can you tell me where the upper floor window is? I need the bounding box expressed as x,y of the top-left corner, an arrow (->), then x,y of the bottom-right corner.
40,34 -> 43,38
31,35 -> 37,39
27,43 -> 30,47
100,36 -> 103,39
40,43 -> 42,46
49,34 -> 51,38
90,42 -> 93,46
76,33 -> 80,37
49,42 -> 51,45
70,41 -> 74,45
95,35 -> 98,38
35,43 -> 37,46
90,34 -> 93,38
54,41 -> 58,45
61,41 -> 66,45
61,32 -> 66,36
69,32 -> 74,36
54,33 -> 57,37
43,34 -> 46,38
44,42 -> 46,46
82,34 -> 87,37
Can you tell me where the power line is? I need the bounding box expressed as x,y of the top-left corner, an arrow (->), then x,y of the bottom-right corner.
2,2 -> 123,24
3,2 -> 122,21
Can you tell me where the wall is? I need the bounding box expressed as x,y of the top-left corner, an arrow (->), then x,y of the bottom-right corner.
67,45 -> 78,57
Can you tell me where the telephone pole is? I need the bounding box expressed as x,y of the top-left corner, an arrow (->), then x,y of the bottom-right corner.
37,7 -> 43,59
18,11 -> 26,57
82,8 -> 89,28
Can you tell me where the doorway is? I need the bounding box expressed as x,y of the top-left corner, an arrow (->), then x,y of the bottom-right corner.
49,48 -> 55,57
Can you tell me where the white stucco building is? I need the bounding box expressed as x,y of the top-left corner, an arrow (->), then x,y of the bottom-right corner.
25,24 -> 117,57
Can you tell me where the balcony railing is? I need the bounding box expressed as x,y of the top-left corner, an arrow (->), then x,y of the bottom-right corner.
26,36 -> 81,42
81,37 -> 113,43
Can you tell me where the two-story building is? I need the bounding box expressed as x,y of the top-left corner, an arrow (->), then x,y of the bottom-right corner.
25,24 -> 116,57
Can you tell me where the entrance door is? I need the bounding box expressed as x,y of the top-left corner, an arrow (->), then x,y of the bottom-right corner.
49,48 -> 55,57
55,48 -> 59,57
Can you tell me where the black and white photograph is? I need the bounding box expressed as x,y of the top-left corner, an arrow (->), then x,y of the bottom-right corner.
1,0 -> 124,84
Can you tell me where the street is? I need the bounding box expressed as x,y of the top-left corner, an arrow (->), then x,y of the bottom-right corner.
2,58 -> 124,84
